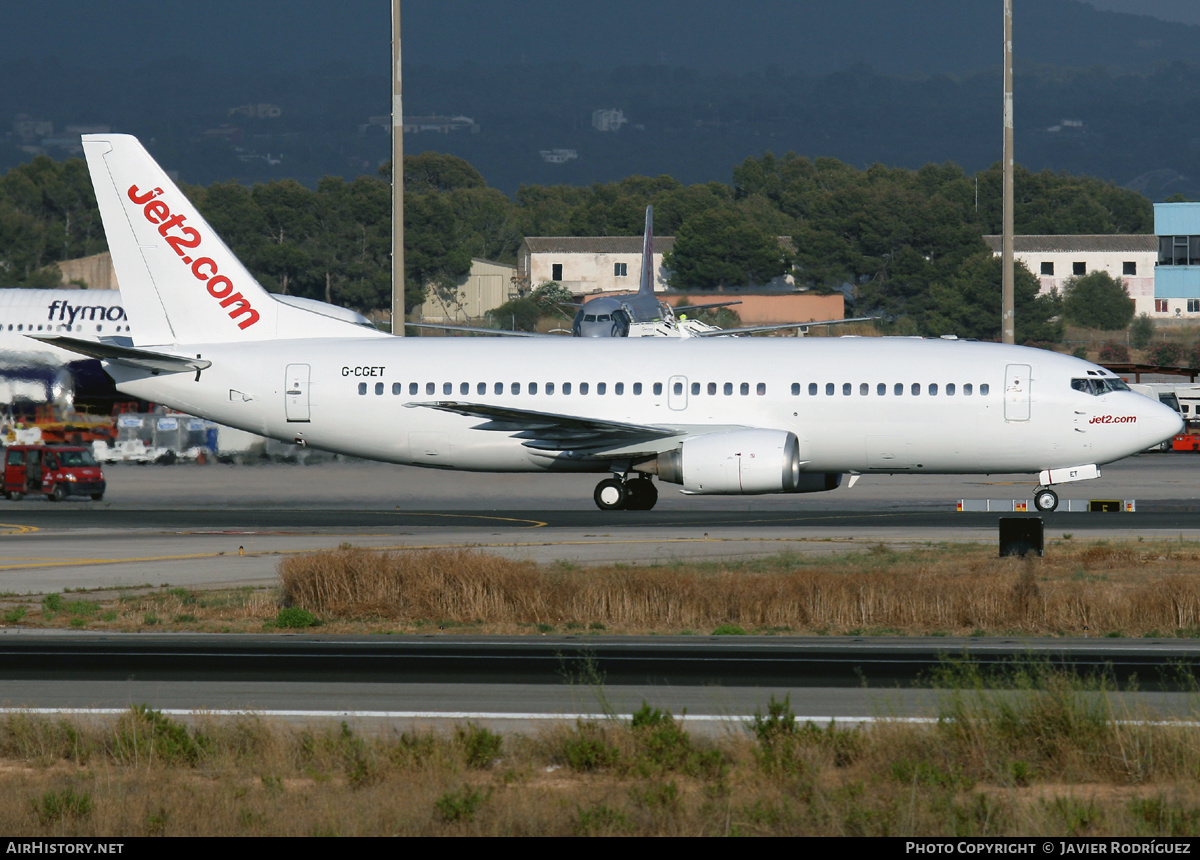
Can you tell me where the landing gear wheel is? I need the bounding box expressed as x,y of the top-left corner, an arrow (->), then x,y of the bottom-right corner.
593,478 -> 629,511
49,485 -> 67,503
1034,488 -> 1058,512
625,478 -> 659,511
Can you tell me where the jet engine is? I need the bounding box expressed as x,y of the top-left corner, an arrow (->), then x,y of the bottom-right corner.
647,429 -> 842,495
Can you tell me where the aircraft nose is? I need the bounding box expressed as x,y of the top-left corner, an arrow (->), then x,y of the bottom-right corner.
1139,398 -> 1184,448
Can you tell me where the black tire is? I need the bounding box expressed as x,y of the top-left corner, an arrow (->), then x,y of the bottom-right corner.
91,493 -> 104,501
625,478 -> 658,511
1034,488 -> 1058,512
4,491 -> 20,501
593,478 -> 628,511
49,485 -> 67,502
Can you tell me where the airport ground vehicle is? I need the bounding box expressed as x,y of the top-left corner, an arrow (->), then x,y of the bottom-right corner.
1,445 -> 106,501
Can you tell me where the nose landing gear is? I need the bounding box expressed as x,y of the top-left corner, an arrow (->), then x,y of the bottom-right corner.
593,475 -> 658,511
1033,486 -> 1059,512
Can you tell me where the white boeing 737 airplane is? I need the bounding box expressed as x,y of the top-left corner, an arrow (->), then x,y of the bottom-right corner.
38,135 -> 1182,511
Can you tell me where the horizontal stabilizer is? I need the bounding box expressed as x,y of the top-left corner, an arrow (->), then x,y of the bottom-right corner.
27,335 -> 210,374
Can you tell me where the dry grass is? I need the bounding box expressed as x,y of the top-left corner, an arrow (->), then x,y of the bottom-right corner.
2,691 -> 1200,836
267,542 -> 1200,637
7,540 -> 1200,637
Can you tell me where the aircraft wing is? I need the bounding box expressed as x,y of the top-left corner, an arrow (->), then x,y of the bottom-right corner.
693,316 -> 878,337
404,323 -> 559,337
26,335 -> 211,374
407,400 -> 695,455
673,300 -> 743,312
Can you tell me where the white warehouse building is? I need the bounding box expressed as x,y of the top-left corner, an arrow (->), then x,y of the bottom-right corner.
984,234 -> 1158,316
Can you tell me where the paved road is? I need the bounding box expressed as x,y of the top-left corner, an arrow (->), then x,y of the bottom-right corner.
0,453 -> 1196,593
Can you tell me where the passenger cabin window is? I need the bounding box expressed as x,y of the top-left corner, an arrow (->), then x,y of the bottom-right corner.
633,383 -> 642,395
653,383 -> 662,396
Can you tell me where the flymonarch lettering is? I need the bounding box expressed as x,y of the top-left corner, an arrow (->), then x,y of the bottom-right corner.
126,184 -> 259,330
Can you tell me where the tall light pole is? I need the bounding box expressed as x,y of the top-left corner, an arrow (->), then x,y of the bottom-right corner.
391,0 -> 405,335
1002,0 -> 1015,344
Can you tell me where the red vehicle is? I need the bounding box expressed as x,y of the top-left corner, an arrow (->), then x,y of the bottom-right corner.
2,445 -> 106,501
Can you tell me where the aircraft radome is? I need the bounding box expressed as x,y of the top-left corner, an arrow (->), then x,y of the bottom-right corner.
38,134 -> 1183,512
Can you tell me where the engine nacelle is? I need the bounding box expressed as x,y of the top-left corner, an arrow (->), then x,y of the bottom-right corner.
650,429 -> 842,495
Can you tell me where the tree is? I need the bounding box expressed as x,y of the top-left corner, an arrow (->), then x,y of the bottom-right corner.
1062,271 -> 1135,330
1128,313 -> 1155,350
665,209 -> 789,290
924,255 -> 1062,343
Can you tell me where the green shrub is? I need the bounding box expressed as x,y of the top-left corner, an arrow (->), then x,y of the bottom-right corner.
276,607 -> 319,629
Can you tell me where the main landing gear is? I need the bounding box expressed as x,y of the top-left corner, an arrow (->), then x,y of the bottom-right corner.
1033,486 -> 1059,512
593,475 -> 659,511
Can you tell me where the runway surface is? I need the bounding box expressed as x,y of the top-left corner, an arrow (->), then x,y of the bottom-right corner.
0,452 -> 1196,593
0,451 -> 1196,727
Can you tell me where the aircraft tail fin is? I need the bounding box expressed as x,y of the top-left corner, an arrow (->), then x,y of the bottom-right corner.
82,134 -> 377,346
638,204 -> 655,297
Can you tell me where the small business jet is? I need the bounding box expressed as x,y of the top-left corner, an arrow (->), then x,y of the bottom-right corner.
570,205 -> 872,338
413,205 -> 868,339
39,135 -> 1182,511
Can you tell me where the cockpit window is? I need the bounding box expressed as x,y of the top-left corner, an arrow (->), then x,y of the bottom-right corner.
1072,377 -> 1131,396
